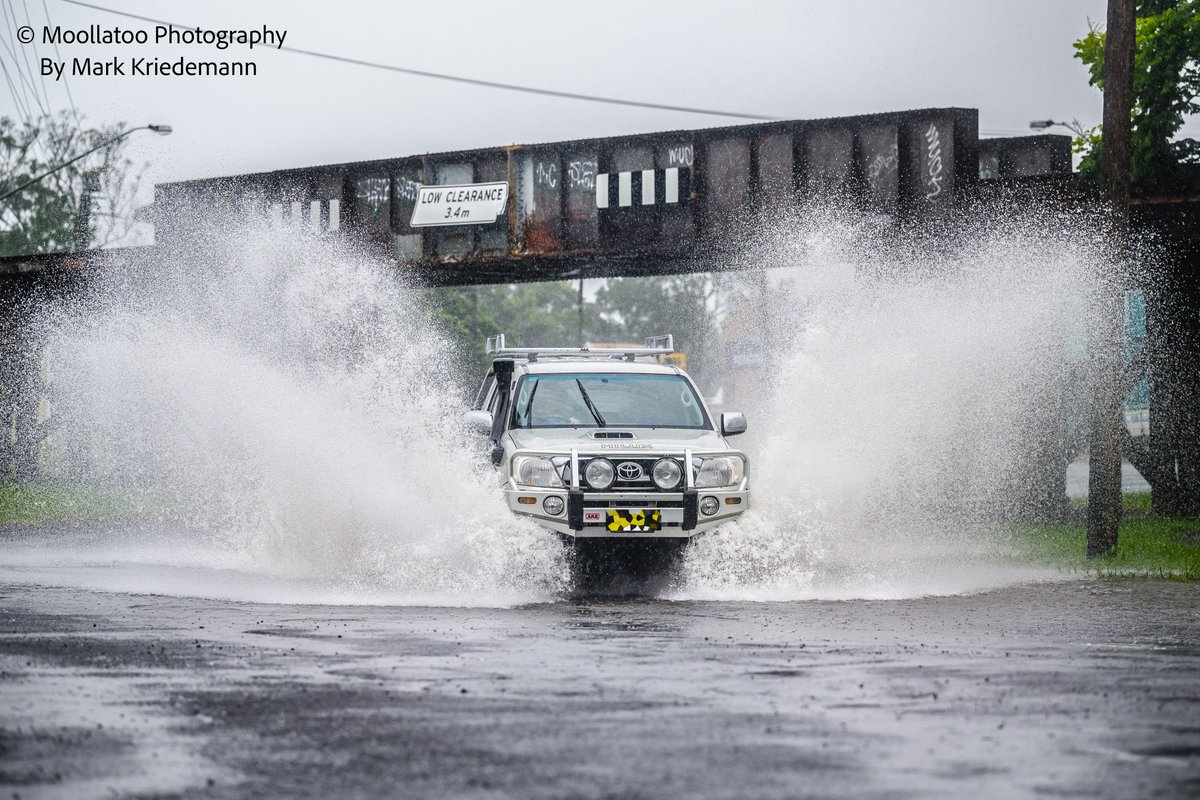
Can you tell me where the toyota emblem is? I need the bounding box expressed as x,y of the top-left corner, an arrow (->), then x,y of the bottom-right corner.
617,462 -> 643,480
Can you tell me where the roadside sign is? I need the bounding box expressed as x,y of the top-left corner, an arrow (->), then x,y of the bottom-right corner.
410,182 -> 508,227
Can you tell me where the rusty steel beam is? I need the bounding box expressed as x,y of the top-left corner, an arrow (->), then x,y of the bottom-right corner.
0,247 -> 153,281
152,108 -> 988,285
4,109 -> 1106,288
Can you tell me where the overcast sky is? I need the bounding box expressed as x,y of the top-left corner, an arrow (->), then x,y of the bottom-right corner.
5,0 -> 1192,193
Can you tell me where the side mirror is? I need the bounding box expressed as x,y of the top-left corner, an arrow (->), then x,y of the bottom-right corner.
464,409 -> 493,436
721,411 -> 747,436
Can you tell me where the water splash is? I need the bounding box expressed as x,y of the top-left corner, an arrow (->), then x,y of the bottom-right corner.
677,211 -> 1098,600
21,215 -> 568,606
7,208 -> 1099,605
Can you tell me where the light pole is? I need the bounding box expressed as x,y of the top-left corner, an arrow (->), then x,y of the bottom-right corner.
1029,119 -> 1090,137
0,123 -> 172,204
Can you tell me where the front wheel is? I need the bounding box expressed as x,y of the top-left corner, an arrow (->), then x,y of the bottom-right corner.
567,537 -> 690,597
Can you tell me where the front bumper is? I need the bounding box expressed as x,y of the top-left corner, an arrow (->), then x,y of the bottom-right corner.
504,485 -> 749,538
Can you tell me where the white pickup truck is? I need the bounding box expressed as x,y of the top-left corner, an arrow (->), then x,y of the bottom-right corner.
466,335 -> 750,539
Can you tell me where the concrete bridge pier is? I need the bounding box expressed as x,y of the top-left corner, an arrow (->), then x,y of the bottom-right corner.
0,268 -> 88,483
1,284 -> 42,481
1144,227 -> 1200,516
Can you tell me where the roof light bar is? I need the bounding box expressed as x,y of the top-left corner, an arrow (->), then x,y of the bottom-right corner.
484,333 -> 675,362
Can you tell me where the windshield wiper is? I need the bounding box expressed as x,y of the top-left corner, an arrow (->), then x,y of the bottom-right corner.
575,379 -> 607,428
518,378 -> 539,428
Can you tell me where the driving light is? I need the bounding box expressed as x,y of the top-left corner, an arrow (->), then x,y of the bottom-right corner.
693,455 -> 745,489
699,496 -> 720,516
513,456 -> 563,488
652,458 -> 682,489
584,458 -> 615,490
542,495 -> 565,516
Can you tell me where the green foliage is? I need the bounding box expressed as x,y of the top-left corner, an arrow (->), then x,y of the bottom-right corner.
1122,490 -> 1154,513
422,281 -> 598,382
1014,513 -> 1200,579
1071,125 -> 1104,179
0,483 -> 158,525
1072,0 -> 1200,184
1069,489 -> 1153,511
0,111 -> 148,255
423,274 -> 725,392
591,275 -> 723,391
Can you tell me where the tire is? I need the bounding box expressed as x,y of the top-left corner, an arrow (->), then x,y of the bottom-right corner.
568,537 -> 688,597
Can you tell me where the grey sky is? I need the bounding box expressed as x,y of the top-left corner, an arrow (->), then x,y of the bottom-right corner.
6,0 -> 1187,194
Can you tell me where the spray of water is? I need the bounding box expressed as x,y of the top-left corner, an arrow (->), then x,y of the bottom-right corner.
17,214 -> 568,606
5,205 -> 1100,605
677,209 -> 1099,600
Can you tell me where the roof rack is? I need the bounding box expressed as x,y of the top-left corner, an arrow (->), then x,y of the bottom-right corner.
485,333 -> 675,362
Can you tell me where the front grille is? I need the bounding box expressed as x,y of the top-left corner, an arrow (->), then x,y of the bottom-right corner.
581,498 -> 680,508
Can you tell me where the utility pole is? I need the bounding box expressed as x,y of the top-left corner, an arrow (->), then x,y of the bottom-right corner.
1087,0 -> 1135,558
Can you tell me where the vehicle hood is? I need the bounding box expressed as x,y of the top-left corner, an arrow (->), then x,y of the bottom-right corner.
506,427 -> 733,454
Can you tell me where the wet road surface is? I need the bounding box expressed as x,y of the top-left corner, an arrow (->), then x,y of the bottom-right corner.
2,581 -> 1199,799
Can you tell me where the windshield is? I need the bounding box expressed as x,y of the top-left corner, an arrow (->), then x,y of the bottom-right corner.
510,373 -> 710,429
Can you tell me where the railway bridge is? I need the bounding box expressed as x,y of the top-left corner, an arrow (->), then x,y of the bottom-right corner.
2,106 -> 1197,514
1,106 -> 1074,286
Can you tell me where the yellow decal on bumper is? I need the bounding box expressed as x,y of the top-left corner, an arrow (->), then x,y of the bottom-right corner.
606,509 -> 662,532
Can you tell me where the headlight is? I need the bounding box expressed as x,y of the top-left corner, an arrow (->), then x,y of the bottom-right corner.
652,458 -> 682,489
583,458 -> 615,490
512,456 -> 564,488
693,455 -> 745,488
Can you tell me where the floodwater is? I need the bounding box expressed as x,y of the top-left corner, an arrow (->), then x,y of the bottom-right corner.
1,579 -> 1198,799
18,211 -> 1108,607
6,210 -> 1196,796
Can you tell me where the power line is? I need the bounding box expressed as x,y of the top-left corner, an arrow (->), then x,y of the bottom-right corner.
21,0 -> 55,116
0,4 -> 42,120
0,23 -> 58,168
1,57 -> 35,128
2,0 -> 47,117
62,0 -> 776,121
981,128 -> 1046,137
43,0 -> 83,127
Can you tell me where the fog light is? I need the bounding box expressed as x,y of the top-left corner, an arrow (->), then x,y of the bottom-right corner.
584,458 -> 615,490
699,496 -> 720,516
542,495 -> 565,516
652,458 -> 682,489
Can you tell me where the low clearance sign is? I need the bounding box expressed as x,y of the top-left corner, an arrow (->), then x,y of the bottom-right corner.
410,182 -> 508,227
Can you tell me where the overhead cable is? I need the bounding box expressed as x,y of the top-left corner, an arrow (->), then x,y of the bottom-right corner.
62,0 -> 776,121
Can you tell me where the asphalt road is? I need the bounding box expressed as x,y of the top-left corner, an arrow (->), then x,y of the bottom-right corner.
2,580 -> 1199,800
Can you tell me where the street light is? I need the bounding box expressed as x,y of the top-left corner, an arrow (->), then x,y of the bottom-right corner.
1029,119 -> 1089,137
0,123 -> 172,204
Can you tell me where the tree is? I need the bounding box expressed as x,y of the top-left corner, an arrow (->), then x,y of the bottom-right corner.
592,275 -> 723,391
423,281 -> 601,382
1087,0 -> 1136,558
424,274 -> 725,392
1076,1 -> 1200,521
0,111 -> 149,255
1073,0 -> 1200,184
